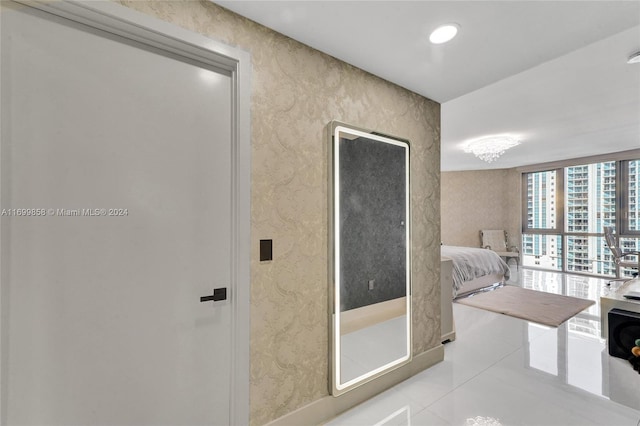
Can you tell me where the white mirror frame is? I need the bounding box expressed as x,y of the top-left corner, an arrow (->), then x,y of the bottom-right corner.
328,121 -> 412,396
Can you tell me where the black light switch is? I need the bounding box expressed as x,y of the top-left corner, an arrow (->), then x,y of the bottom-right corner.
260,239 -> 273,261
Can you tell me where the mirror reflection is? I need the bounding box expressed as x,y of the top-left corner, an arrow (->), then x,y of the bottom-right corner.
331,122 -> 411,394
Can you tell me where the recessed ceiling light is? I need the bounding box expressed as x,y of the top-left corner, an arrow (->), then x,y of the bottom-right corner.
429,24 -> 459,44
628,51 -> 640,64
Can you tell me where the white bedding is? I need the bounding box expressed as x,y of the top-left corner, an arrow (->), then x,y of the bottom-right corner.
441,245 -> 510,297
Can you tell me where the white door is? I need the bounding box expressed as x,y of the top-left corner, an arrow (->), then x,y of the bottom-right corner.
1,3 -> 236,424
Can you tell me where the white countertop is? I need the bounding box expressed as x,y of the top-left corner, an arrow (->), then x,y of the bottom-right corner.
601,277 -> 640,302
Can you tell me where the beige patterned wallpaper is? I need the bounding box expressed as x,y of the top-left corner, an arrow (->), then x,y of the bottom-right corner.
441,169 -> 521,249
116,1 -> 441,425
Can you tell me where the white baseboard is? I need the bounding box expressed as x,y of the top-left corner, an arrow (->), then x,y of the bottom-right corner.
441,330 -> 456,343
264,344 -> 445,426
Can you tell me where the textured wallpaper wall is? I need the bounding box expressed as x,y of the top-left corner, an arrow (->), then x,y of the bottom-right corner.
117,1 -> 441,424
441,169 -> 521,249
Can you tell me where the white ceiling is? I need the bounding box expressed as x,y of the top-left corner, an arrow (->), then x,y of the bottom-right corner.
215,1 -> 640,171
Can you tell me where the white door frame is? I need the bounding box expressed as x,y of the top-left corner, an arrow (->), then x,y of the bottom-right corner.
0,1 -> 251,424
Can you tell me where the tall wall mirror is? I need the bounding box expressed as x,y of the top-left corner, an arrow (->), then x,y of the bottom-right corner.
328,121 -> 411,395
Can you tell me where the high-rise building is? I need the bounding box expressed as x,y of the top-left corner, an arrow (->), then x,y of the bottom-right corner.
565,162 -> 615,275
523,171 -> 560,270
524,160 -> 640,278
620,160 -> 640,277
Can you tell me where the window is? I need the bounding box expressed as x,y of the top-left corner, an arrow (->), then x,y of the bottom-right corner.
623,159 -> 640,234
522,169 -> 563,270
522,233 -> 562,270
565,235 -> 611,275
522,159 -> 639,278
524,170 -> 561,231
619,237 -> 640,278
565,162 -> 615,275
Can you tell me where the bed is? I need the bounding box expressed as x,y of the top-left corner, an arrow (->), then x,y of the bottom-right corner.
441,245 -> 511,298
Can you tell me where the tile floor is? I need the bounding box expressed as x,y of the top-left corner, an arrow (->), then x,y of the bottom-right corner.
326,268 -> 640,426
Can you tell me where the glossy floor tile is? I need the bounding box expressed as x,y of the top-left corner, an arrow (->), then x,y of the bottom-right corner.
326,269 -> 640,426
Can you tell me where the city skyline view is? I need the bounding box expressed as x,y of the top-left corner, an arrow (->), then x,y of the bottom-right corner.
523,159 -> 639,278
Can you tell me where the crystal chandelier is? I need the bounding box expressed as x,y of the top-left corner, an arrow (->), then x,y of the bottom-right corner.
463,136 -> 521,163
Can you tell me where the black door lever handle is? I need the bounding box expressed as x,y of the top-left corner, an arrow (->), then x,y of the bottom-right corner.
200,287 -> 227,302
